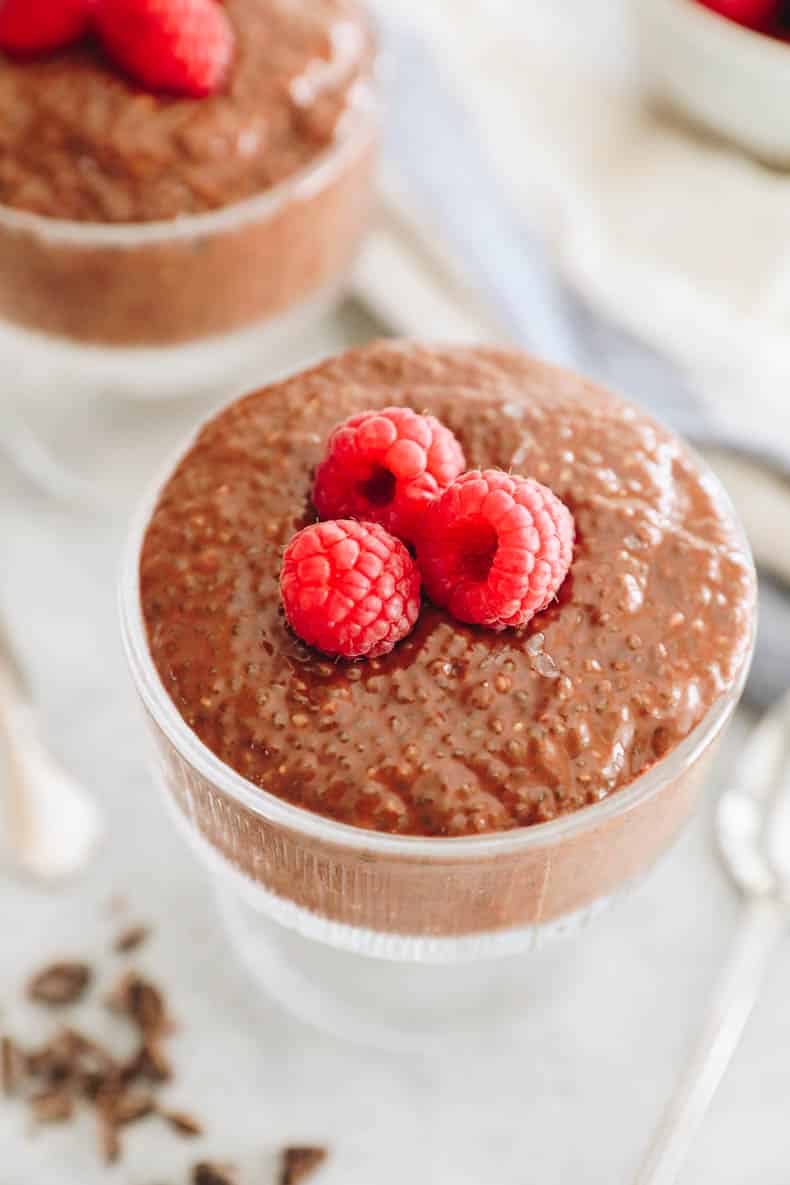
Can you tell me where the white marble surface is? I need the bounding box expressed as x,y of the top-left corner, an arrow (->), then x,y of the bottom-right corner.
1,306 -> 788,1185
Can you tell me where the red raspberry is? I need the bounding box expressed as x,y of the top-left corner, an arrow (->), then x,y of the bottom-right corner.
0,0 -> 93,53
417,470 -> 574,631
312,408 -> 465,545
280,519 -> 421,659
95,0 -> 234,98
696,0 -> 778,27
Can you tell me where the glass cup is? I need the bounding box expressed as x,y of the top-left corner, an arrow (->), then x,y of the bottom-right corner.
120,437 -> 756,1049
0,80 -> 377,500
0,81 -> 377,401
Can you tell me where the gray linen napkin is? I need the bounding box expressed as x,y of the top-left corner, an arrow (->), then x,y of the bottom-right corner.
376,15 -> 790,709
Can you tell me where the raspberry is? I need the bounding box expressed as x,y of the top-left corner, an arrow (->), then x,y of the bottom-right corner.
696,0 -> 778,27
280,520 -> 421,659
0,0 -> 93,53
312,408 -> 465,544
95,0 -> 234,98
417,470 -> 574,631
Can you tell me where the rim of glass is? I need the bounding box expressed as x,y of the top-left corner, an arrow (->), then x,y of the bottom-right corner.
0,81 -> 376,248
120,405 -> 757,860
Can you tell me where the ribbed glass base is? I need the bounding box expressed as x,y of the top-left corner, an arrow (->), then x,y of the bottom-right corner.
215,880 -> 618,1052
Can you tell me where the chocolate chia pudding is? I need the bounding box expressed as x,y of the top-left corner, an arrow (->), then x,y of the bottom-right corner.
128,343 -> 755,939
0,0 -> 376,346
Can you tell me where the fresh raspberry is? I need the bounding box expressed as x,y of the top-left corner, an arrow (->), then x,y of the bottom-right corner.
417,469 -> 574,631
280,519 -> 421,659
95,0 -> 234,98
312,408 -> 465,545
0,0 -> 93,53
696,0 -> 778,28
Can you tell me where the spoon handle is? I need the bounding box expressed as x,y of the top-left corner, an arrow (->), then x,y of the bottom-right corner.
0,633 -> 102,882
635,897 -> 787,1185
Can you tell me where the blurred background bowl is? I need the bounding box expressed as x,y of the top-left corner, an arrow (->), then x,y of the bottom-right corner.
636,0 -> 790,164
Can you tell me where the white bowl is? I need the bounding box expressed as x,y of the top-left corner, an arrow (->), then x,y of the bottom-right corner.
635,0 -> 790,164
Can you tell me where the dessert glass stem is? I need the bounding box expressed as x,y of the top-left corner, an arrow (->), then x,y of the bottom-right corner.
634,896 -> 787,1185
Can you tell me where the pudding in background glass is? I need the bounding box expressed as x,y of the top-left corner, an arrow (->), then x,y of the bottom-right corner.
122,342 -> 756,1043
0,0 -> 377,396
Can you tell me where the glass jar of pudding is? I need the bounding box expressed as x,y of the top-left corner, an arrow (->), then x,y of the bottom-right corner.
0,0 -> 378,403
121,342 -> 757,1047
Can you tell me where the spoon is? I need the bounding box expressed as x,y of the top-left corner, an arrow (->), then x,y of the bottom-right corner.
635,692 -> 790,1184
0,615 -> 102,882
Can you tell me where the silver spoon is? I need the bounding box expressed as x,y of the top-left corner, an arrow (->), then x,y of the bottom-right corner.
0,615 -> 102,882
635,692 -> 790,1184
